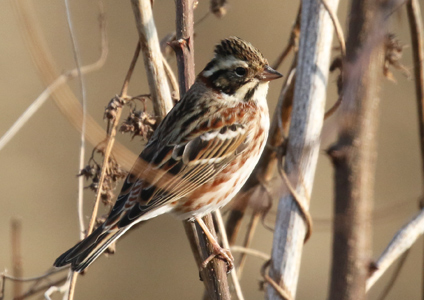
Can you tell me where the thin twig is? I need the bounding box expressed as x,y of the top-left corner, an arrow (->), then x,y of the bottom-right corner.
367,208 -> 424,291
277,164 -> 313,242
10,219 -> 23,299
64,0 -> 87,242
321,0 -> 346,57
12,275 -> 67,300
271,9 -> 300,70
162,56 -> 180,99
261,260 -> 292,300
231,246 -> 270,261
376,249 -> 410,300
236,213 -> 260,278
214,211 -> 244,300
86,43 -> 141,237
321,0 -> 345,120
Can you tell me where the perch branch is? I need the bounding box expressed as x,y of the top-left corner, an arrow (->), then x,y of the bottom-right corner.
172,0 -> 231,298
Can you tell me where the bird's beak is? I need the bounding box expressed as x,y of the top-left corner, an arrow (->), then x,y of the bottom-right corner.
258,65 -> 283,82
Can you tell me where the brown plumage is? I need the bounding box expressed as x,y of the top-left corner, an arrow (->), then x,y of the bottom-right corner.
54,37 -> 282,273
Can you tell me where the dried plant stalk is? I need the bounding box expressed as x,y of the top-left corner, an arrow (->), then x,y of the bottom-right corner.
131,0 -> 173,119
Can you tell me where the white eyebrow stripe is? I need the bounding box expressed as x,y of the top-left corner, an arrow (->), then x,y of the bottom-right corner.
202,56 -> 248,77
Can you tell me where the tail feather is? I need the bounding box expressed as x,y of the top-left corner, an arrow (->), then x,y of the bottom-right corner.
54,225 -> 126,272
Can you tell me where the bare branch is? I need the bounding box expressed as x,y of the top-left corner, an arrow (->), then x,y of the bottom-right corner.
328,0 -> 401,298
130,0 -> 173,119
367,209 -> 424,290
376,250 -> 409,300
172,0 -> 231,298
405,1 -> 424,298
267,1 -> 340,298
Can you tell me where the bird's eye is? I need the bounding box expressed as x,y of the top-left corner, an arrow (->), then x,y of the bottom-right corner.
234,67 -> 247,77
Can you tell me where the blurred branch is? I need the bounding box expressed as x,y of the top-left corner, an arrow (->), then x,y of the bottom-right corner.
10,219 -> 23,299
131,0 -> 173,120
231,246 -> 270,261
327,0 -> 398,298
64,0 -> 88,244
0,268 -> 66,300
367,209 -> 424,291
376,249 -> 409,300
271,9 -> 300,70
0,10 -> 108,152
12,276 -> 67,300
267,0 -> 340,298
405,1 -> 424,298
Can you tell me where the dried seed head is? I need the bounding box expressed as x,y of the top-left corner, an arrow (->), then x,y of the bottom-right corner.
383,34 -> 410,82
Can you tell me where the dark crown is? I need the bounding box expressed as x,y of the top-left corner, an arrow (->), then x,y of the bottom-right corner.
214,37 -> 268,68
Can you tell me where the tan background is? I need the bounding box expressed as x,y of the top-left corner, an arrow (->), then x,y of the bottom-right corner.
0,0 -> 423,299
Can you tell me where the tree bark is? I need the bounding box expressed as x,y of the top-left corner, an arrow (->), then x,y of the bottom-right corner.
327,0 -> 395,299
266,0 -> 340,299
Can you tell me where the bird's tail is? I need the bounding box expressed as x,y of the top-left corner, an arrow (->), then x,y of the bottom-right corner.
53,224 -> 127,272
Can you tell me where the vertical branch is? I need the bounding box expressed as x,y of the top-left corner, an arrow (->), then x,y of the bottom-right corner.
131,0 -> 173,119
173,0 -> 231,298
173,0 -> 195,95
266,0 -> 340,299
406,2 -> 424,297
406,0 -> 424,177
327,0 -> 396,299
10,219 -> 23,299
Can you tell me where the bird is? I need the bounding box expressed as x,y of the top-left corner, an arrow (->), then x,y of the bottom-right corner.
54,36 -> 283,273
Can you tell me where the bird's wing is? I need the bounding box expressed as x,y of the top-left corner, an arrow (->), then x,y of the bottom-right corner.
105,102 -> 255,228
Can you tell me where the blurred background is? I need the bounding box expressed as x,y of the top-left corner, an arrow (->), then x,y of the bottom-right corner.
0,0 -> 422,299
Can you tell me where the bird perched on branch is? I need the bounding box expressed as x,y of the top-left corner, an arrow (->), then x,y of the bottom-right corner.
54,36 -> 282,272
